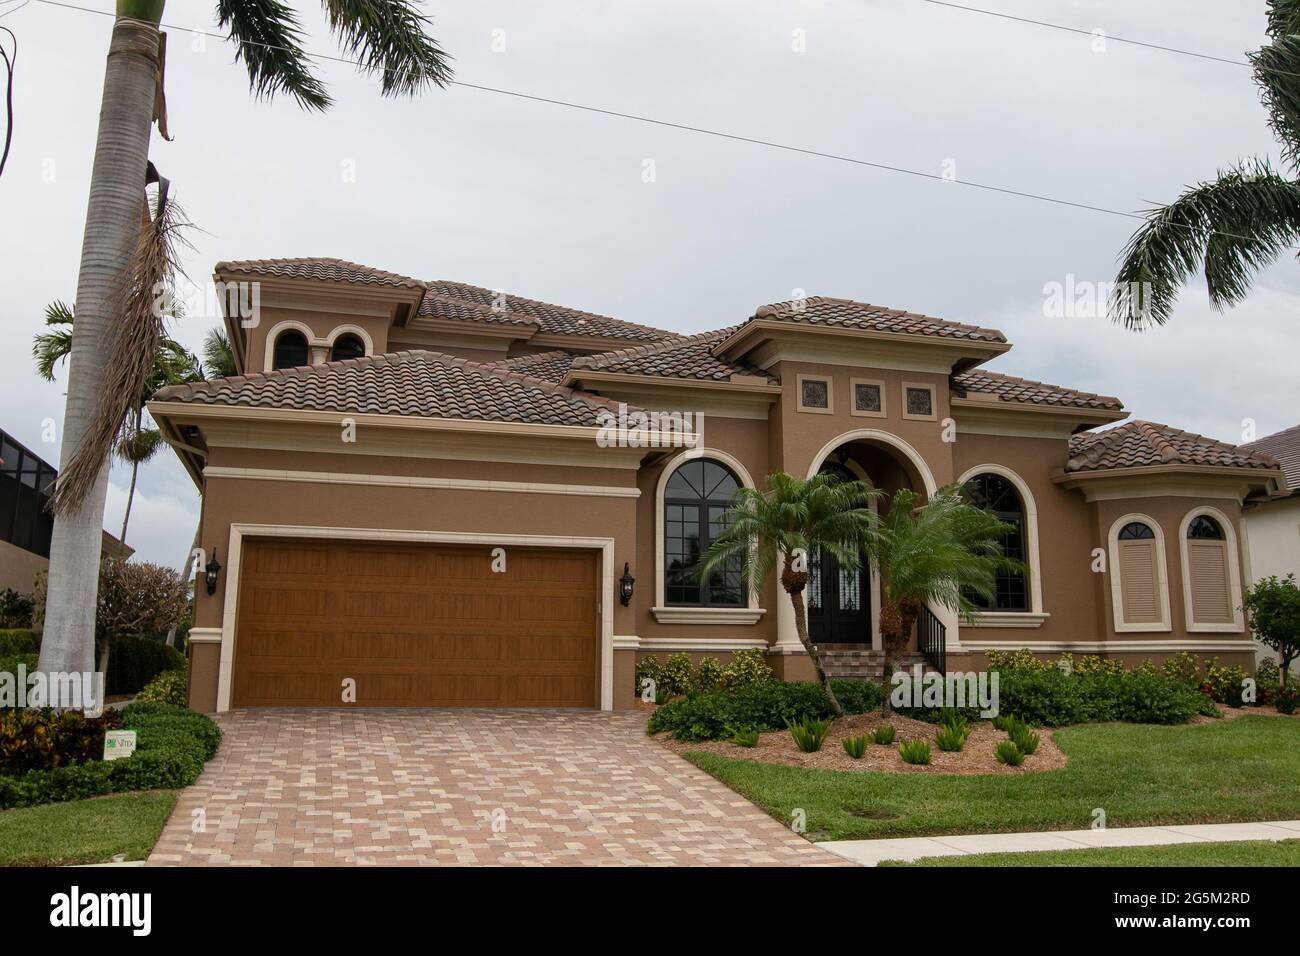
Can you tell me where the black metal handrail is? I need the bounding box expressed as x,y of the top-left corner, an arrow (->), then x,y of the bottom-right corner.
917,604 -> 946,675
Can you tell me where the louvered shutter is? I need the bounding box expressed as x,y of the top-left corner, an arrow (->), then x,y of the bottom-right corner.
1118,539 -> 1160,624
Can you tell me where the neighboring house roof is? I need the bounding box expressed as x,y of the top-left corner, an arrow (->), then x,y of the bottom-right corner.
1242,423 -> 1300,495
747,296 -> 1008,344
571,326 -> 779,384
489,350 -> 577,385
1066,420 -> 1279,474
418,280 -> 677,342
953,369 -> 1124,411
153,350 -> 630,428
214,257 -> 427,291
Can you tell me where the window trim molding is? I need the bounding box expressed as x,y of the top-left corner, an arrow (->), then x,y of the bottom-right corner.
1178,505 -> 1245,633
849,377 -> 887,419
1107,512 -> 1172,633
956,464 -> 1045,625
653,448 -> 763,624
795,374 -> 834,415
327,324 -> 374,360
901,381 -> 938,421
263,320 -> 316,372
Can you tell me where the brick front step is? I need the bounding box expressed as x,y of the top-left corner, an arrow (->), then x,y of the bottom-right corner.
817,645 -> 932,681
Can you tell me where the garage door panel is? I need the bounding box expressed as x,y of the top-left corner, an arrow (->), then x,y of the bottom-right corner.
232,540 -> 599,708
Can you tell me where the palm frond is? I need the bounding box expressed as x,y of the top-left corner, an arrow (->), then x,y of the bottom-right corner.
202,327 -> 238,379
1110,159 -> 1300,329
217,0 -> 332,112
32,301 -> 74,381
116,426 -> 165,465
323,0 -> 454,96
1265,0 -> 1300,38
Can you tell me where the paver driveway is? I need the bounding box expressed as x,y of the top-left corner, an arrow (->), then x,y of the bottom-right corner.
148,709 -> 843,866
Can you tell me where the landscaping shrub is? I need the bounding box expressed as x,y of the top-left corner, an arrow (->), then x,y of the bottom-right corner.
0,708 -> 125,774
994,666 -> 1201,727
872,723 -> 896,745
1257,658 -> 1282,697
106,635 -> 186,696
634,655 -> 662,700
842,733 -> 868,759
694,656 -> 724,693
0,591 -> 35,629
1276,682 -> 1300,715
728,726 -> 760,747
135,669 -> 189,707
0,629 -> 39,657
720,648 -> 773,689
984,647 -> 1052,672
935,712 -> 970,752
0,702 -> 221,809
1243,574 -> 1300,677
994,740 -> 1024,766
1009,722 -> 1040,756
659,653 -> 695,697
647,679 -> 882,741
1203,658 -> 1249,707
788,716 -> 832,753
898,739 -> 931,765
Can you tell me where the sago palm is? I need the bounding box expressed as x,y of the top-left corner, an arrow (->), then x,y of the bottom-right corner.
40,0 -> 452,685
699,471 -> 881,716
1112,1 -> 1300,327
865,487 -> 1020,707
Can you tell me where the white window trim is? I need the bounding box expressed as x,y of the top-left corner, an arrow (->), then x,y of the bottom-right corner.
1107,513 -> 1172,633
653,447 -> 764,625
327,324 -> 375,359
1178,505 -> 1245,633
795,374 -> 834,414
901,382 -> 937,421
263,320 -> 319,372
849,377 -> 887,419
957,464 -> 1047,628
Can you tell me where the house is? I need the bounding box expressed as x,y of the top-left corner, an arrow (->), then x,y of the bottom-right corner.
148,258 -> 1286,712
0,427 -> 131,595
1241,424 -> 1300,669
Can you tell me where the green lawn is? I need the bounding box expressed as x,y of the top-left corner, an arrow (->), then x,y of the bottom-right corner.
882,839 -> 1300,867
0,791 -> 178,866
685,716 -> 1300,841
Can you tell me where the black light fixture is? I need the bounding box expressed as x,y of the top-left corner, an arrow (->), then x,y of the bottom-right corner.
619,562 -> 635,606
204,550 -> 222,596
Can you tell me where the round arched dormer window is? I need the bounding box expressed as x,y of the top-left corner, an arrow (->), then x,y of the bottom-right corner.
272,330 -> 309,370
330,333 -> 366,362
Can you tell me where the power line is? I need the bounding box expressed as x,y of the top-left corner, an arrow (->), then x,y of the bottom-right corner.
21,0 -> 1300,250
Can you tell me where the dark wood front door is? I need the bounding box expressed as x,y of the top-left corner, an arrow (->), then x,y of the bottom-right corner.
807,546 -> 871,644
232,539 -> 600,708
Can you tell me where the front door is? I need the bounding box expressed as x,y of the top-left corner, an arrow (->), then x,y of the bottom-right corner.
807,463 -> 872,644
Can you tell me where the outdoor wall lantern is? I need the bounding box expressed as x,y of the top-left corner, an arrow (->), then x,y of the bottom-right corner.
205,550 -> 222,596
619,562 -> 635,606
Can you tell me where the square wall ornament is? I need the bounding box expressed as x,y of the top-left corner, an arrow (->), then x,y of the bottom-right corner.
902,382 -> 937,421
797,374 -> 833,414
850,378 -> 886,418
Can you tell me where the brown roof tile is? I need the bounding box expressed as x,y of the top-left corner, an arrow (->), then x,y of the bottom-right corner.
153,351 -> 630,428
418,281 -> 677,342
1243,424 -> 1300,494
750,296 -> 1007,343
1067,421 -> 1279,474
214,258 -> 426,290
953,369 -> 1123,411
488,350 -> 577,385
571,326 -> 778,384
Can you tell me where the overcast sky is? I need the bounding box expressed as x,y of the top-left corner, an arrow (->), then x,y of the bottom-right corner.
2,0 -> 1296,567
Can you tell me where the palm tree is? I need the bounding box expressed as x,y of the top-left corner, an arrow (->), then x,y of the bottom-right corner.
1112,2 -> 1300,327
864,487 -> 1020,708
39,1 -> 452,687
34,301 -> 203,544
202,327 -> 238,379
699,471 -> 881,716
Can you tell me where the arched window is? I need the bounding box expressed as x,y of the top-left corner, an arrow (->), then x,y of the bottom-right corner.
1108,516 -> 1170,631
664,459 -> 742,607
330,333 -> 366,362
961,473 -> 1028,611
272,330 -> 309,370
1181,511 -> 1239,629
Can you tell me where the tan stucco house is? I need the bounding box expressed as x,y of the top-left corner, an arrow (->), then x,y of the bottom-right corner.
149,258 -> 1287,713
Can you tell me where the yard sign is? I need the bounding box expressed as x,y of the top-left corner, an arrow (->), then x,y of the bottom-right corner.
103,730 -> 137,761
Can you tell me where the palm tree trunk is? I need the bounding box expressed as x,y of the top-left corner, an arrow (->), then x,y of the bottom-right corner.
36,12 -> 161,695
782,559 -> 843,717
119,410 -> 143,543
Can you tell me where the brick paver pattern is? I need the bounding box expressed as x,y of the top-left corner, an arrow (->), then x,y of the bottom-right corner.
148,709 -> 842,866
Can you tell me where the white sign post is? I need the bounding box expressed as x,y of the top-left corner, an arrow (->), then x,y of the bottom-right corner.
103,730 -> 137,761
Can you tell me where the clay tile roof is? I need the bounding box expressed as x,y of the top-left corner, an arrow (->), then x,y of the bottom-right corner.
1066,420 -> 1281,474
152,350 -> 633,428
571,326 -> 779,384
952,369 -> 1124,411
488,350 -> 577,385
1243,423 -> 1300,494
214,257 -> 426,291
418,280 -> 678,342
751,296 -> 1007,343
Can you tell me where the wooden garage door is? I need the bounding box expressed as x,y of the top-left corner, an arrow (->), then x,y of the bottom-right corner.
232,539 -> 600,708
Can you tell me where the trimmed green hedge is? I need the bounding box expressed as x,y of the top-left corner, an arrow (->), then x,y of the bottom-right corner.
995,668 -> 1206,726
106,636 -> 186,696
647,680 -> 884,741
0,702 -> 220,809
0,629 -> 39,657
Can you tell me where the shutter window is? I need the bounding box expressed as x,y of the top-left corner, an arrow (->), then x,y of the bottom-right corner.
1188,540 -> 1232,624
1118,539 -> 1160,624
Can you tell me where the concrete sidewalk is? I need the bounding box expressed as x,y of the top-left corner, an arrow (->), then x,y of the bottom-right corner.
821,820 -> 1300,866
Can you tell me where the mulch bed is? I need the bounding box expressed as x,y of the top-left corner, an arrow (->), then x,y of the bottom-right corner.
655,711 -> 1067,775
1194,703 -> 1300,724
